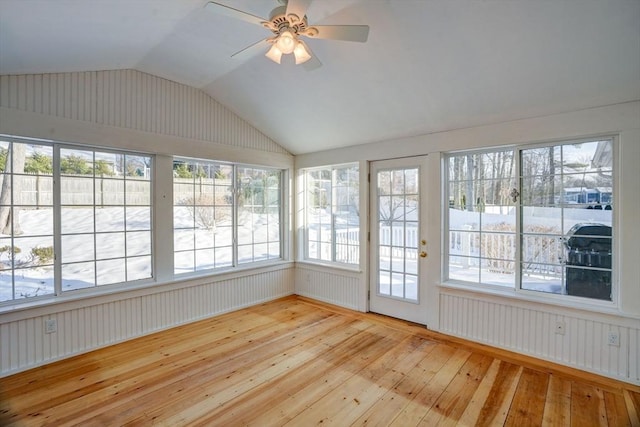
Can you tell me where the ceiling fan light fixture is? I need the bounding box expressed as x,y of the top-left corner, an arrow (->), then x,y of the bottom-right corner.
293,41 -> 311,64
275,29 -> 296,54
265,44 -> 283,64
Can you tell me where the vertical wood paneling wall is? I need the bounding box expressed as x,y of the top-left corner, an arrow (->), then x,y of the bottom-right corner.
0,267 -> 295,376
294,266 -> 362,311
0,70 -> 288,154
439,292 -> 640,385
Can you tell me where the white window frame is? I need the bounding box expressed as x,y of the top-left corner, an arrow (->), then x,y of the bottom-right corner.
0,136 -> 154,305
172,157 -> 284,276
302,163 -> 360,267
443,136 -> 617,308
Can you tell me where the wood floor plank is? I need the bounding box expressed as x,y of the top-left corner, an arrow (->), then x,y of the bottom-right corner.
417,353 -> 494,426
1,296 -> 638,427
603,390 -> 631,426
457,359 -> 522,427
570,382 -> 607,427
623,390 -> 640,426
542,374 -> 572,427
504,368 -> 550,427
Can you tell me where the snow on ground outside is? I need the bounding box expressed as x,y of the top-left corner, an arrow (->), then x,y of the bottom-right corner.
1,206 -> 279,302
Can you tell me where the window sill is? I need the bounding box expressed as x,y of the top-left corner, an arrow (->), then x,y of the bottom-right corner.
439,280 -> 640,321
295,260 -> 362,276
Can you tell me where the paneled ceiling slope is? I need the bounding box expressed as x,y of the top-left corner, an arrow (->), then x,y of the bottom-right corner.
1,0 -> 639,155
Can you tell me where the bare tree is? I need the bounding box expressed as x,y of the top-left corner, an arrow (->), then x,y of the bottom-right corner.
0,143 -> 26,234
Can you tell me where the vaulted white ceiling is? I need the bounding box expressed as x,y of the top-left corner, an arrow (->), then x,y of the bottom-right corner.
1,0 -> 639,155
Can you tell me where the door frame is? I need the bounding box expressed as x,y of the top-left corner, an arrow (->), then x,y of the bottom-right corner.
368,156 -> 430,325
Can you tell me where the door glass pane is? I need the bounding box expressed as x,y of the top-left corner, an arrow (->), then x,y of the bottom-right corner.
377,168 -> 419,302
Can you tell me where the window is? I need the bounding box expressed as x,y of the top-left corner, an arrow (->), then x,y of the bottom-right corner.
445,138 -> 614,302
0,137 -> 153,304
237,166 -> 282,264
173,158 -> 282,275
303,164 -> 359,265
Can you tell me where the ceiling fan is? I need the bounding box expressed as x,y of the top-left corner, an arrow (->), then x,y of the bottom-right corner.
204,0 -> 370,70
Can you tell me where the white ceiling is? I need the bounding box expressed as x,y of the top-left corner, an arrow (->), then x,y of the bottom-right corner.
1,0 -> 639,155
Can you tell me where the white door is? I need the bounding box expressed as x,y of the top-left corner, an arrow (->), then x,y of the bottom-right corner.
369,157 -> 429,324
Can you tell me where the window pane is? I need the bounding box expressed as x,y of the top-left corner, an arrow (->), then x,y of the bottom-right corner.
195,249 -> 215,271
97,259 -> 126,285
60,147 -> 153,293
96,232 -> 125,260
126,180 -> 150,205
62,234 -> 95,263
446,149 -> 517,288
214,248 -> 232,268
174,229 -> 194,252
520,139 -> 613,300
61,207 -> 94,234
97,178 -> 124,205
175,251 -> 195,274
305,164 -> 359,265
126,207 -> 151,231
62,262 -> 95,291
96,207 -> 125,232
60,149 -> 94,176
126,256 -> 152,281
195,230 -> 215,249
61,176 -> 94,205
19,207 -> 54,236
126,231 -> 151,256
237,167 -> 281,264
13,266 -> 54,299
0,141 -> 55,303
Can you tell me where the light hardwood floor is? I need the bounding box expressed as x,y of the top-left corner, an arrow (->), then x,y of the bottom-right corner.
1,296 -> 639,426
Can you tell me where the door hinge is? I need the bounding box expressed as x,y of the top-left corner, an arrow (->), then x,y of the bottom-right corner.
367,231 -> 370,242
368,290 -> 370,300
368,173 -> 370,183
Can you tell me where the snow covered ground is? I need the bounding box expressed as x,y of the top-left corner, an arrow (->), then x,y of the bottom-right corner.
1,206 -> 279,302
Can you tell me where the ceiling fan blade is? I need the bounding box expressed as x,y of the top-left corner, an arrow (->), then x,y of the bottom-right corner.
300,41 -> 322,71
231,38 -> 271,61
285,0 -> 313,21
204,1 -> 267,27
305,25 -> 369,43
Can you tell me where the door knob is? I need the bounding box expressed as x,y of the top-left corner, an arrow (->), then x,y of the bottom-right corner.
419,251 -> 427,258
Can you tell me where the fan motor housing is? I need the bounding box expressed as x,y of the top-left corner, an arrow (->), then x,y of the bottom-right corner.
266,5 -> 309,36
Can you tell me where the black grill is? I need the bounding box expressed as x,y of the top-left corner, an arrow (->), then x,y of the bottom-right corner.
564,224 -> 612,300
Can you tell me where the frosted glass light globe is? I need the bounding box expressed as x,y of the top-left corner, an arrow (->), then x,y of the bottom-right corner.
276,30 -> 296,54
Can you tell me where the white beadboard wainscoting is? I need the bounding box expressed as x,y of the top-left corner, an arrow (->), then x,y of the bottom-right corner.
0,266 -> 295,377
439,290 -> 640,385
294,264 -> 364,312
